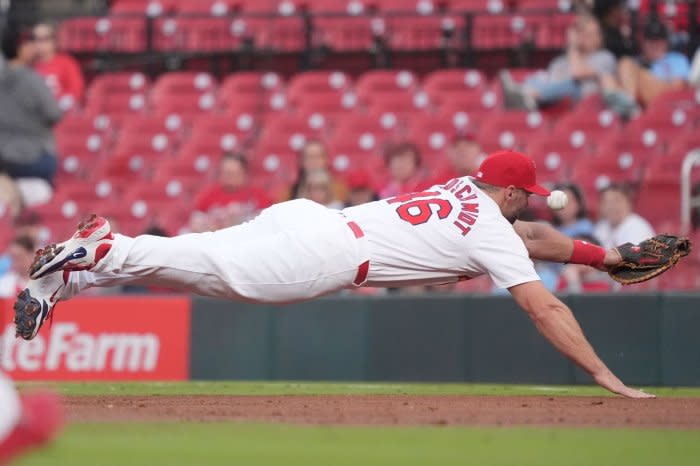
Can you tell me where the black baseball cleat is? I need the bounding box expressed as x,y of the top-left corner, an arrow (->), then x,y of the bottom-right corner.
14,271 -> 67,341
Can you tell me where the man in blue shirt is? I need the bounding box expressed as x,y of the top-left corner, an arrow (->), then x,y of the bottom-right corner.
603,19 -> 690,115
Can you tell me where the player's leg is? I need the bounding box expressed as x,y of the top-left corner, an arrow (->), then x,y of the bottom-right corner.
15,200 -> 368,339
73,199 -> 366,302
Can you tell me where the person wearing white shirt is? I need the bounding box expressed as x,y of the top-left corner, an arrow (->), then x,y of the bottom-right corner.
594,184 -> 655,250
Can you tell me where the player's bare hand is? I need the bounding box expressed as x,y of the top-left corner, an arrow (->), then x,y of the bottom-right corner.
594,372 -> 656,399
601,248 -> 622,270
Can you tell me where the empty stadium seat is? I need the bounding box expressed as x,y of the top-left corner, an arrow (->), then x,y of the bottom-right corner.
287,71 -> 352,105
423,69 -> 487,104
386,15 -> 465,50
248,149 -> 298,184
356,70 -> 419,101
88,72 -> 150,97
58,17 -> 147,53
112,128 -> 174,156
313,16 -> 385,51
476,111 -> 548,152
111,0 -> 178,15
153,17 -> 233,52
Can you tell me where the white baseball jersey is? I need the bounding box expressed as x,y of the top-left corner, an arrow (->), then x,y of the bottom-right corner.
343,176 -> 541,289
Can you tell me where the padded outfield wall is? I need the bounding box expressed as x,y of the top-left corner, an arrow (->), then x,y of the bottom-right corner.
1,294 -> 699,385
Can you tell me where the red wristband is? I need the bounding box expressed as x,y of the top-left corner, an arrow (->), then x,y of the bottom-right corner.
569,240 -> 606,268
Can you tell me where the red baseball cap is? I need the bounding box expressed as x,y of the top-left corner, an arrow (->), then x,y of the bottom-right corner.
473,150 -> 550,196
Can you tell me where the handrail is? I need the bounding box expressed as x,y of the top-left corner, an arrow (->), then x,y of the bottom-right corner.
680,148 -> 700,235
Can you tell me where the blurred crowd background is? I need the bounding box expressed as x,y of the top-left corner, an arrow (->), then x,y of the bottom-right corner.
1,0 -> 700,297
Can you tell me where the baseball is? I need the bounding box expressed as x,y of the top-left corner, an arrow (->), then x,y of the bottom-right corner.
547,190 -> 568,210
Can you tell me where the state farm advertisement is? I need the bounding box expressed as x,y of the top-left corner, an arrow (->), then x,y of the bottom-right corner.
0,297 -> 190,380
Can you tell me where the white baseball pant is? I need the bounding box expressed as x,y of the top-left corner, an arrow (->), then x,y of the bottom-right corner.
62,200 -> 371,303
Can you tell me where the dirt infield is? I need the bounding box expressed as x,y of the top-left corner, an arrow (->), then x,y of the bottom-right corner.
65,395 -> 700,428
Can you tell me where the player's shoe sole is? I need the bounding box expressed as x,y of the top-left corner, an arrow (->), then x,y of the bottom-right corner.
29,214 -> 113,280
0,392 -> 65,464
14,271 -> 67,341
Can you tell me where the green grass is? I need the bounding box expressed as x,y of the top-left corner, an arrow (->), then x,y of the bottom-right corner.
18,381 -> 700,397
16,423 -> 700,466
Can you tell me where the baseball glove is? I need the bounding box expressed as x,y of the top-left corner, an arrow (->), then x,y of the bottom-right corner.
608,234 -> 692,285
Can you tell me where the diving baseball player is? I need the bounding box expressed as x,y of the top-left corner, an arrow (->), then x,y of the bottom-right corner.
13,150 -> 654,399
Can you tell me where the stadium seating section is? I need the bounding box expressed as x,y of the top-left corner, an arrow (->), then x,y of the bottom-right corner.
4,0 -> 700,291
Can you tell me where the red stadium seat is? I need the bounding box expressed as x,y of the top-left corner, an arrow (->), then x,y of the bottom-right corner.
307,0 -> 369,14
113,128 -> 173,156
186,116 -> 252,153
356,70 -> 419,101
626,117 -> 694,150
329,153 -> 385,184
153,17 -> 233,52
58,17 -> 147,53
228,16 -> 305,52
111,0 -> 177,15
313,16 -> 385,51
176,0 -> 240,16
55,113 -> 119,136
366,90 -> 431,118
471,15 -> 532,50
378,0 -> 438,13
152,71 -> 217,96
56,131 -> 105,158
84,92 -> 148,116
156,156 -> 218,181
287,71 -> 352,104
330,114 -> 399,155
248,149 -> 298,184
295,90 -> 359,116
95,153 -> 163,184
636,176 -> 681,226
88,72 -> 150,98
476,111 -> 549,152
423,69 -> 487,103
524,136 -> 588,183
553,107 -> 621,150
436,89 -> 501,118
122,115 -> 189,139
386,15 -> 465,50
519,0 -> 572,11
449,0 -> 504,13
404,115 -> 470,163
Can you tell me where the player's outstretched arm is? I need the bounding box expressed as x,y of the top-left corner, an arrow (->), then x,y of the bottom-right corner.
513,221 -> 621,268
508,280 -> 655,399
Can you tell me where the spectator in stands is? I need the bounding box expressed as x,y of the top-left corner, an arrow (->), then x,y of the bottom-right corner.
0,173 -> 22,219
190,153 -> 272,232
593,0 -> 638,58
32,23 -> 84,112
344,171 -> 378,208
550,183 -> 595,237
558,234 -> 612,293
296,169 -> 343,209
594,183 -> 654,249
602,19 -> 690,116
0,235 -> 34,298
291,140 -> 346,201
0,27 -> 61,186
499,15 -> 616,111
380,142 -> 425,198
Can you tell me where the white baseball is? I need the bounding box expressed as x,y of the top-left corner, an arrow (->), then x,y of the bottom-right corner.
547,190 -> 568,210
